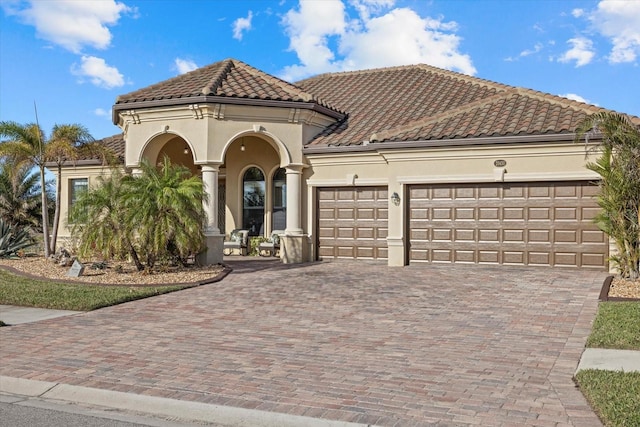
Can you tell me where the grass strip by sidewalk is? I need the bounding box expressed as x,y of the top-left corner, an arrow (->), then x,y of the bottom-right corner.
586,301 -> 640,350
575,370 -> 640,427
0,268 -> 185,311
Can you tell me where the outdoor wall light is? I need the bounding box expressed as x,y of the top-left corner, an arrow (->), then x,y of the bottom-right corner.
391,192 -> 401,206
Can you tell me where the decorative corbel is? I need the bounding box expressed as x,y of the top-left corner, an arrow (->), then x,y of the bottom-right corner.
213,104 -> 225,119
288,108 -> 301,124
126,110 -> 141,124
189,104 -> 204,119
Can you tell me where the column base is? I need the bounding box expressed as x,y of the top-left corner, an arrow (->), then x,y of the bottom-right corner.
386,236 -> 406,267
280,234 -> 310,264
197,233 -> 225,266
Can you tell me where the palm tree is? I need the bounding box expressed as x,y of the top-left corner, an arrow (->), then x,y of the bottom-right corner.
0,122 -> 52,256
47,124 -> 114,253
70,157 -> 207,271
0,121 -> 114,257
575,112 -> 640,278
124,157 -> 207,270
70,169 -> 144,271
0,160 -> 45,229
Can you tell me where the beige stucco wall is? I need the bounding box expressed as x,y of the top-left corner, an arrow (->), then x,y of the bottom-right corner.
55,164 -> 123,247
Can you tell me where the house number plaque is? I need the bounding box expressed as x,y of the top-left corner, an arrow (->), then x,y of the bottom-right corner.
494,159 -> 507,167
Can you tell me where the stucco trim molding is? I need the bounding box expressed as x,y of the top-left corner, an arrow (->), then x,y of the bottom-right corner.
306,178 -> 389,187
397,171 -> 600,184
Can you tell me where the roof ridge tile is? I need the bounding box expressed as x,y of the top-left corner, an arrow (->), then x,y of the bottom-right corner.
201,58 -> 234,95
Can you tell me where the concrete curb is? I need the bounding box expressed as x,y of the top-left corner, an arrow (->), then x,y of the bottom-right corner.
576,348 -> 640,373
0,376 -> 374,427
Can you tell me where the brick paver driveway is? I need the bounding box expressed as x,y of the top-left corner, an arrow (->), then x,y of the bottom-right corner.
0,261 -> 606,426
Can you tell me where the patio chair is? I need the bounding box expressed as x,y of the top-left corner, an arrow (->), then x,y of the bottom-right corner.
223,229 -> 249,256
258,230 -> 283,257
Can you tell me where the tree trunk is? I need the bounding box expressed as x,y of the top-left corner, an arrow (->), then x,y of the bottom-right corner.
50,164 -> 62,254
39,164 -> 51,258
128,241 -> 144,272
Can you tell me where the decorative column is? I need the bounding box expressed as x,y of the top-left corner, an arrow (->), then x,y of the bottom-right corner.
285,165 -> 303,235
201,164 -> 220,234
281,164 -> 308,263
197,163 -> 224,265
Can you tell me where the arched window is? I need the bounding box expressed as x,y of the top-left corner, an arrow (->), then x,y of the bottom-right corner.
242,167 -> 265,236
272,168 -> 286,230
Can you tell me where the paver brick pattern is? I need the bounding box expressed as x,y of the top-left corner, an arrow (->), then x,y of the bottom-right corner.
0,261 -> 605,426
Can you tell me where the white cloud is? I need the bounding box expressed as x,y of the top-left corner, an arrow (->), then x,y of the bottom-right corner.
558,37 -> 595,67
280,0 -> 475,81
174,58 -> 198,74
5,0 -> 133,53
94,107 -> 110,117
559,93 -> 594,105
506,42 -> 544,61
572,8 -> 585,18
589,0 -> 640,63
232,11 -> 253,40
71,55 -> 124,89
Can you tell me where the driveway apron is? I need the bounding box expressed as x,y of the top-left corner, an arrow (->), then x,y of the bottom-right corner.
0,261 -> 606,426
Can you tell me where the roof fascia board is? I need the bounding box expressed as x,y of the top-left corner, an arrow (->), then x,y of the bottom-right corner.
303,133 -> 601,155
112,96 -> 345,124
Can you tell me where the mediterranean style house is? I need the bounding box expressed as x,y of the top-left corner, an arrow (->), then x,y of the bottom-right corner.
57,58 -> 639,269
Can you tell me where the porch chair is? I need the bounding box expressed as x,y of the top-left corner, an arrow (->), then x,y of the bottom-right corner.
258,230 -> 284,257
223,229 -> 249,256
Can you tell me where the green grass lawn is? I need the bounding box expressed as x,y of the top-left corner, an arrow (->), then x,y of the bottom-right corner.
575,301 -> 640,427
586,302 -> 640,350
575,370 -> 640,427
0,268 -> 185,311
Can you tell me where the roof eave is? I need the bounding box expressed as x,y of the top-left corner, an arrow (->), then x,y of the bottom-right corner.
112,95 -> 346,124
303,132 -> 599,155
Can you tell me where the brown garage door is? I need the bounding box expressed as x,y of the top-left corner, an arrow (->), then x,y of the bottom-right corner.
408,181 -> 607,268
317,187 -> 388,260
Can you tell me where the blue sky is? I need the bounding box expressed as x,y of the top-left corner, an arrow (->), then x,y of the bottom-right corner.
1,0 -> 639,140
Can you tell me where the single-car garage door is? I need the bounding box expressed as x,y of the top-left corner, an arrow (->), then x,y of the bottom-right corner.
408,181 -> 607,269
317,186 -> 388,260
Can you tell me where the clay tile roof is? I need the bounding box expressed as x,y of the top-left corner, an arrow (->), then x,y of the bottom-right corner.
77,133 -> 125,163
296,63 -> 640,147
115,58 -> 341,113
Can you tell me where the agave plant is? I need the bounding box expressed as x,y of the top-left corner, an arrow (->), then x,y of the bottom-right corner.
0,218 -> 35,258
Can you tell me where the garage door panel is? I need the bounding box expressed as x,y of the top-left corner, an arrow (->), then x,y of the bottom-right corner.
317,186 -> 388,260
409,181 -> 607,269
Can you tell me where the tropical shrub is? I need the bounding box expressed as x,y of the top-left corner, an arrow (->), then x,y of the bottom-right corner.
71,158 -> 207,271
576,112 -> 640,279
0,218 -> 35,258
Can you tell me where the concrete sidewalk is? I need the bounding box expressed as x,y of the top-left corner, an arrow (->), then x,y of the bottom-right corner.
0,305 -> 82,325
576,348 -> 640,373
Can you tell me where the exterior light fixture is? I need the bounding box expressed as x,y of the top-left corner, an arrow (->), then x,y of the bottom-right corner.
183,146 -> 190,155
240,137 -> 246,152
391,192 -> 401,206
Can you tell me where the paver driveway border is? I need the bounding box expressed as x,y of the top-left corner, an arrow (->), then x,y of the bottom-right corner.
0,260 -> 606,426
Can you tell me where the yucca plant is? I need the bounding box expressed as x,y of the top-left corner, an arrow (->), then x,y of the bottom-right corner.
0,218 -> 35,258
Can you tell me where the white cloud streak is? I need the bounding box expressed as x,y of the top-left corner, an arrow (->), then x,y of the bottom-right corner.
589,0 -> 640,63
71,55 -> 124,89
233,11 -> 253,40
559,93 -> 594,105
280,0 -> 475,81
175,58 -> 198,74
5,0 -> 133,53
558,37 -> 595,67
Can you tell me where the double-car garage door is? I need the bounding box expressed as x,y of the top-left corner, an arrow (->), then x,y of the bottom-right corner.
409,181 -> 607,268
317,182 -> 607,269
